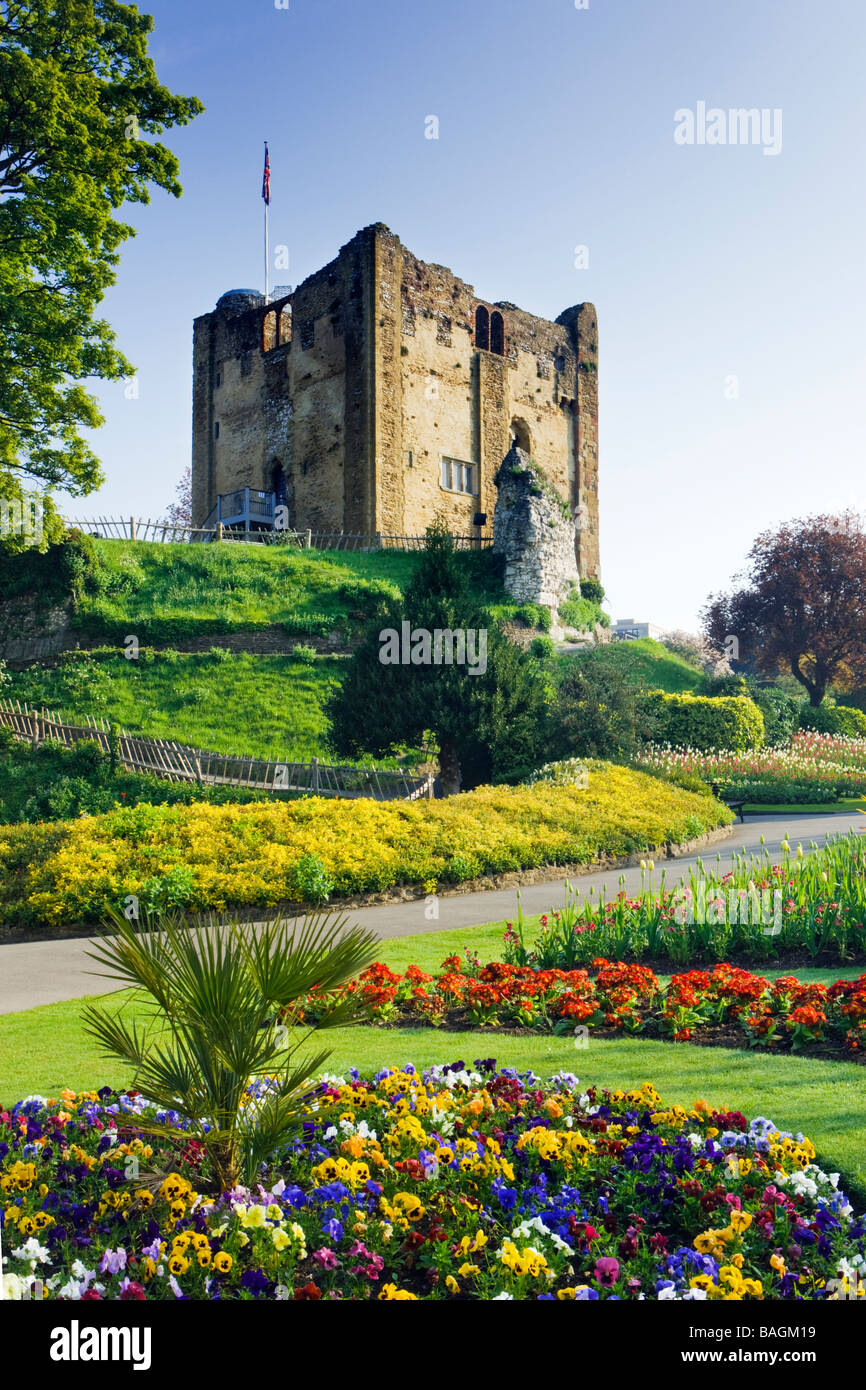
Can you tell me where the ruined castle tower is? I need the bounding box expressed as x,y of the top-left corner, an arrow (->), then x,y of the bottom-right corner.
191,223 -> 599,578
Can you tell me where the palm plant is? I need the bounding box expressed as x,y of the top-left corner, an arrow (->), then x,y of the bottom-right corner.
81,907 -> 380,1192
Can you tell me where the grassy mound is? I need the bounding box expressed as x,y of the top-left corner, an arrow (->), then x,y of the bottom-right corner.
558,637 -> 704,694
0,762 -> 732,931
5,647 -> 344,762
70,539 -> 511,642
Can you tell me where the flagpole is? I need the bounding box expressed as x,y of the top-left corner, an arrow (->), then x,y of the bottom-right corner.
264,141 -> 269,303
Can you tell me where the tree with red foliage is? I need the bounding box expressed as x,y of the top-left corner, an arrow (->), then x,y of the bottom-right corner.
163,466 -> 192,528
702,511 -> 866,707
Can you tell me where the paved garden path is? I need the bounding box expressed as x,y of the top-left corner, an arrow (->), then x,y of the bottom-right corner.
0,810 -> 862,1015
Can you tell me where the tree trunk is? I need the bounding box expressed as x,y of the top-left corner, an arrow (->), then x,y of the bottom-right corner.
790,658 -> 825,707
437,736 -> 462,797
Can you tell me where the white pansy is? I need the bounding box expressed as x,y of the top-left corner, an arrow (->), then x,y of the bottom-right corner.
11,1238 -> 50,1266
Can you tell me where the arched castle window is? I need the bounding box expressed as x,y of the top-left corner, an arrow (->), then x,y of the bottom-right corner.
262,309 -> 277,352
278,304 -> 292,346
490,310 -> 505,356
474,304 -> 505,356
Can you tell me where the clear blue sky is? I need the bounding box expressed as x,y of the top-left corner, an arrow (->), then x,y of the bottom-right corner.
69,0 -> 866,631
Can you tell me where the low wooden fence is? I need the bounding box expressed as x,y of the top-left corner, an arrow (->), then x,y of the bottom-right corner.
0,700 -> 434,801
63,517 -> 492,550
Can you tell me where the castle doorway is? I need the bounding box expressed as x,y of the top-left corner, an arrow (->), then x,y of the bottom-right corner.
510,418 -> 531,454
271,461 -> 288,508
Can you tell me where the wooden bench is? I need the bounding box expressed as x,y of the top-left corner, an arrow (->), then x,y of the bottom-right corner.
711,783 -> 746,823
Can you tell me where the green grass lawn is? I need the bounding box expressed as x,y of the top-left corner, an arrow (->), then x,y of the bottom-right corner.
74,541 -> 419,638
744,798 -> 866,816
4,989 -> 865,1203
71,539 -> 520,643
556,637 -> 704,694
6,649 -> 348,762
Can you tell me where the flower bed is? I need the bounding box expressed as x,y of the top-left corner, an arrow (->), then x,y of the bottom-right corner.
499,832 -> 866,966
2,1066 -> 863,1301
0,763 -> 731,932
638,732 -> 866,803
298,958 -> 866,1058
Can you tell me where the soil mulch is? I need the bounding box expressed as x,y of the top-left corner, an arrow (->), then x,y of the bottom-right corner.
372,1011 -> 865,1066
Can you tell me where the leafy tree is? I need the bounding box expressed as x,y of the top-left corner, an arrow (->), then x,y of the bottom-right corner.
703,511 -> 866,707
327,523 -> 549,794
551,656 -> 652,762
0,1 -> 202,499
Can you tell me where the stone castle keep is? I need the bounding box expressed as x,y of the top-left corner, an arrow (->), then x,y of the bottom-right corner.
191,222 -> 600,578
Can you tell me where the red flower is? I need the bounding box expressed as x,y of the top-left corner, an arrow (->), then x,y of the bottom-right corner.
293,1282 -> 322,1301
120,1281 -> 147,1301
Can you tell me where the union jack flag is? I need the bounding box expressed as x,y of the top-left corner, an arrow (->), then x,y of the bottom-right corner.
262,143 -> 270,205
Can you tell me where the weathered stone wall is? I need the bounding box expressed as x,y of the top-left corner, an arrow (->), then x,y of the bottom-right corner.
556,302 -> 599,578
191,224 -> 600,576
492,445 -> 581,610
0,597 -> 72,664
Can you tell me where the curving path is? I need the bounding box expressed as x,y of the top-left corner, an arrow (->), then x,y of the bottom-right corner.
0,810 -> 862,1015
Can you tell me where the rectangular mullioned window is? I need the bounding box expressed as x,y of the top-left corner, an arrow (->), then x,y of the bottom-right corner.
440,456 -> 478,495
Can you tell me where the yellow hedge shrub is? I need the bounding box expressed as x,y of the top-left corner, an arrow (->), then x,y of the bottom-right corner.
0,762 -> 732,930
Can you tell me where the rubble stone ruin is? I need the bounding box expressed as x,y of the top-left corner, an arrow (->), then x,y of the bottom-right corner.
493,444 -> 582,614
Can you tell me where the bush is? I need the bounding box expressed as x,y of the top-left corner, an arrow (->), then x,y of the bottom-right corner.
0,531 -> 99,604
529,635 -> 556,660
719,778 -> 839,805
579,576 -> 605,604
288,853 -> 335,904
800,703 -> 866,738
291,643 -> 318,665
514,603 -> 552,632
698,673 -> 750,698
0,736 -> 291,825
0,766 -> 733,930
524,758 -> 589,788
640,690 -> 765,751
750,687 -> 800,745
558,593 -> 603,632
553,659 -> 653,762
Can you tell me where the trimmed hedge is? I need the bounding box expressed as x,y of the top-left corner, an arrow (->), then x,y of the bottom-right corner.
640,690 -> 765,752
752,687 -> 800,745
800,703 -> 866,738
720,778 -> 840,805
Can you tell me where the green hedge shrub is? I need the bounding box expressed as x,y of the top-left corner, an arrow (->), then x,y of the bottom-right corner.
718,778 -> 840,805
529,635 -> 556,660
751,687 -> 800,746
799,703 -> 866,738
640,690 -> 765,751
698,674 -> 750,698
579,577 -> 605,604
515,603 -> 553,633
558,594 -> 606,632
0,532 -> 99,605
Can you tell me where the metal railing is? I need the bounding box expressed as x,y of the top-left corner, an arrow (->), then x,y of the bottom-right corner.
63,516 -> 492,550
